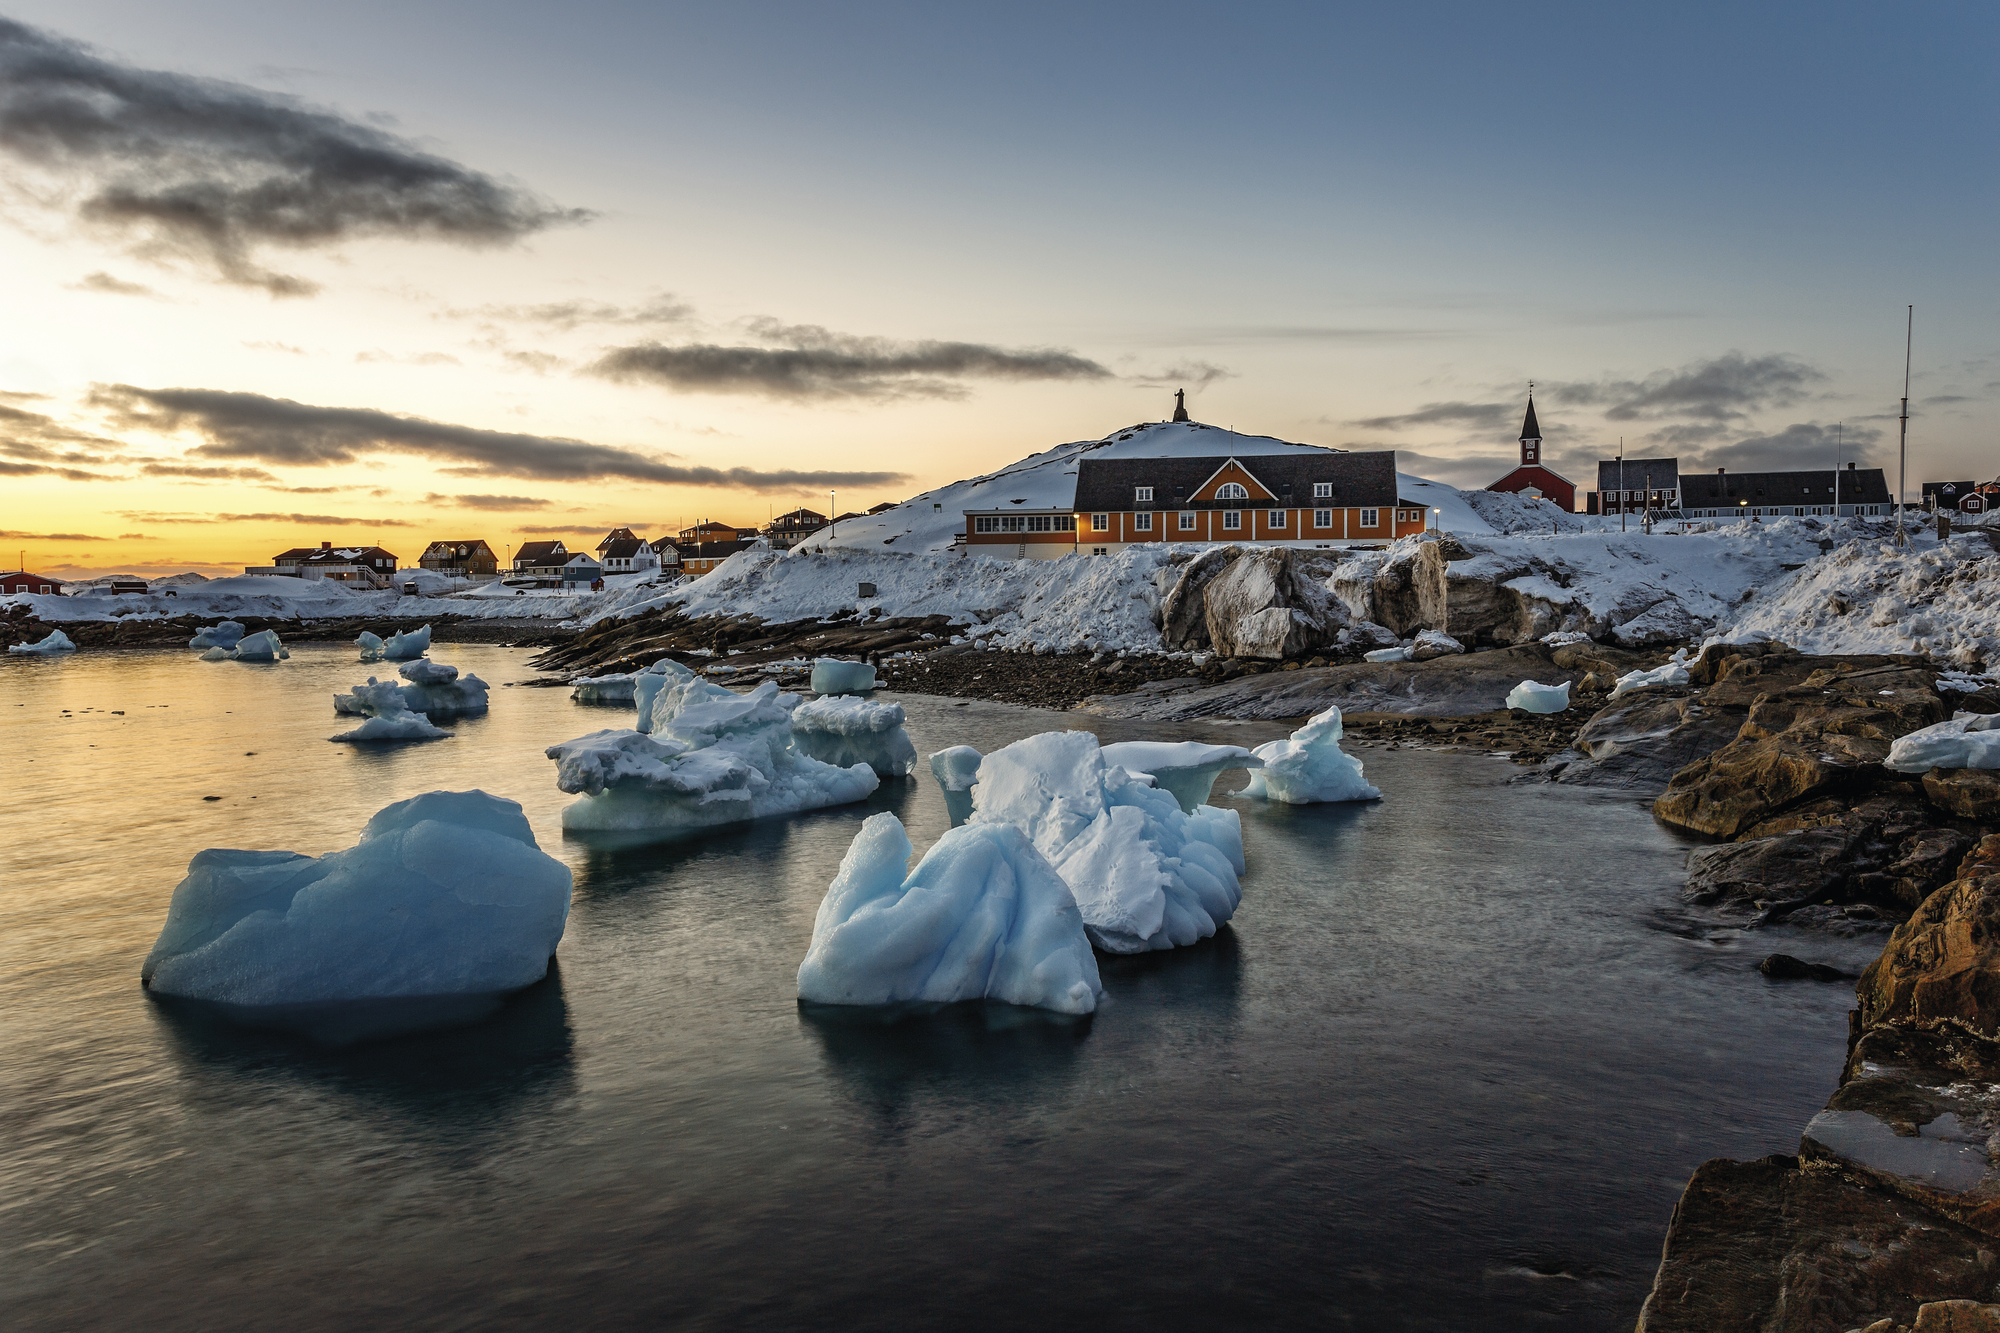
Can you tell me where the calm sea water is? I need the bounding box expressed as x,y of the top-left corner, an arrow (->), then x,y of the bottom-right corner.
0,643 -> 1879,1331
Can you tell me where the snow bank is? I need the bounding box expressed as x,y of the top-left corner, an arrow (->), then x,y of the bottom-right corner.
967,731 -> 1243,953
1507,680 -> 1571,712
810,658 -> 877,694
1885,713 -> 2000,773
1099,740 -> 1263,812
335,658 -> 488,719
8,628 -> 75,654
929,745 -> 982,827
791,694 -> 917,778
797,813 -> 1102,1015
382,624 -> 431,660
546,676 -> 878,835
1243,707 -> 1381,805
1709,534 -> 2000,666
188,621 -> 245,650
142,790 -> 571,1008
9,573 -> 609,628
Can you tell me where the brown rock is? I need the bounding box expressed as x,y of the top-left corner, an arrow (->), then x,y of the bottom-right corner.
1856,837 -> 2000,1036
1925,769 -> 2000,823
1685,827 -> 1859,907
1914,1300 -> 2000,1332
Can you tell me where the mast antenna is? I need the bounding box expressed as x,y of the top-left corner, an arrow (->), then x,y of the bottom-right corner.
1896,305 -> 1913,543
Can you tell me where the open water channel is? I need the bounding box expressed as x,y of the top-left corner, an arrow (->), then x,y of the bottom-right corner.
1,643 -> 1884,1330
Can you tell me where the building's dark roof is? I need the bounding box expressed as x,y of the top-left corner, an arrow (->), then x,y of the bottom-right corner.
679,539 -> 755,560
596,527 -> 642,549
1595,458 -> 1681,492
649,535 -> 683,556
299,545 -> 397,565
271,547 -> 321,561
0,570 -> 60,584
515,540 -> 566,564
867,501 -> 897,514
769,508 -> 828,528
1520,396 -> 1541,441
1073,451 -> 1397,511
423,540 -> 493,557
1678,467 -> 1891,506
600,537 -> 645,559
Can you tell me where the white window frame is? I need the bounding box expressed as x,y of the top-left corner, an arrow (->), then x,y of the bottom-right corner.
1217,482 -> 1249,501
1313,482 -> 1332,498
1222,510 -> 1241,530
1178,512 -> 1197,531
1313,508 -> 1332,529
1134,486 -> 1153,503
1134,511 -> 1154,531
1360,508 -> 1380,529
1092,513 -> 1108,531
1268,509 -> 1286,527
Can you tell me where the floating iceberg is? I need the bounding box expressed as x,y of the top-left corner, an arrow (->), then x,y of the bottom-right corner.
382,624 -> 431,660
633,658 -> 697,728
968,731 -> 1242,953
1100,740 -> 1263,812
1243,706 -> 1382,805
198,628 -> 287,661
199,646 -> 232,661
188,620 -> 245,650
1506,679 -> 1571,713
331,707 -> 451,743
797,813 -> 1102,1015
811,658 -> 877,694
547,675 -> 878,834
1885,712 -> 2000,773
357,630 -> 385,661
791,695 -> 917,778
8,629 -> 76,654
929,745 -> 983,827
336,658 -> 488,719
142,790 -> 572,1017
1609,651 -> 1692,700
572,673 -> 638,704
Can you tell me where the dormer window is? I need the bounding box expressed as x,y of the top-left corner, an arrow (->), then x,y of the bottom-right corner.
1312,482 -> 1332,498
1134,486 -> 1153,503
1217,482 -> 1248,500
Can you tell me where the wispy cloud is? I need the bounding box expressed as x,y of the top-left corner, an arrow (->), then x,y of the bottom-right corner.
1130,361 -> 1233,390
0,16 -> 589,294
0,529 -> 110,540
355,349 -> 462,366
67,270 -> 163,298
445,294 -> 693,331
1691,422 -> 1884,473
591,318 -> 1111,401
90,383 -> 911,490
1554,352 -> 1822,423
140,461 -> 280,482
115,509 -> 415,526
516,523 -> 631,536
424,492 -> 553,510
1350,400 -> 1516,432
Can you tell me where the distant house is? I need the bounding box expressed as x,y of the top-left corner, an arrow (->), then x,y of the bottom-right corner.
1584,457 -> 1682,518
867,501 -> 897,514
680,538 -> 756,576
599,535 -> 660,574
1485,394 -> 1576,512
678,520 -> 747,544
764,508 -> 828,550
512,540 -> 568,575
418,539 -> 498,579
250,541 -> 398,587
558,553 -> 605,587
647,535 -> 684,570
595,528 -> 644,557
1924,480 -> 1997,514
0,570 -> 62,595
1677,464 -> 1891,520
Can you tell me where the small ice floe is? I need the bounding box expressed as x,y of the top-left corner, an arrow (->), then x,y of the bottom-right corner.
797,813 -> 1101,1015
1100,740 -> 1263,812
381,624 -> 432,661
337,659 -> 489,720
1243,706 -> 1381,805
790,694 -> 917,778
572,657 -> 694,706
1506,679 -> 1571,713
1885,712 -> 2000,773
810,658 -> 877,694
356,630 -> 385,661
188,620 -> 245,650
329,679 -> 450,742
1609,659 -> 1692,700
198,628 -> 288,661
546,673 -> 877,835
1364,645 -> 1411,663
1540,630 -> 1593,648
967,730 -> 1243,953
141,790 -> 571,1041
8,628 -> 76,654
929,745 -> 982,827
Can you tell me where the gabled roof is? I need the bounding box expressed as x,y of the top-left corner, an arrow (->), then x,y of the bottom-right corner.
562,552 -> 604,567
1595,458 -> 1681,492
423,539 -> 494,556
300,545 -> 396,564
597,527 -> 642,547
1520,396 -> 1542,441
600,537 -> 646,559
1678,467 -> 1891,505
514,540 -> 566,563
679,538 -> 755,559
1073,450 -> 1398,511
648,535 -> 682,555
1492,462 -> 1575,487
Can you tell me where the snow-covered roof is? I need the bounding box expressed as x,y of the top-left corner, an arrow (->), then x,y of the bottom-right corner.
1073,451 -> 1397,511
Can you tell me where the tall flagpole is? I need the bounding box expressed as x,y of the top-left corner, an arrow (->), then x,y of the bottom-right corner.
1896,305 -> 1912,543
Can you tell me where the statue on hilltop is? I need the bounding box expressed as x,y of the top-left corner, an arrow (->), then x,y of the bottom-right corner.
1172,388 -> 1189,422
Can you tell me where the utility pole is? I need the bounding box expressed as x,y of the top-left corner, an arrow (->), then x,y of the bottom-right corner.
1619,439 -> 1626,533
1896,305 -> 1913,544
1833,423 -> 1842,522
1643,470 -> 1653,535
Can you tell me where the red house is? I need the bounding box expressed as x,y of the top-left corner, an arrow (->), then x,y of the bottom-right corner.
0,570 -> 62,595
1486,393 -> 1576,512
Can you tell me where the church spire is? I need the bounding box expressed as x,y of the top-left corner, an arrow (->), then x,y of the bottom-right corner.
1171,388 -> 1190,422
1519,384 -> 1541,464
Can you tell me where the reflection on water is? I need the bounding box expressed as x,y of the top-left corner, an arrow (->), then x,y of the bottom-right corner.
0,646 -> 1881,1331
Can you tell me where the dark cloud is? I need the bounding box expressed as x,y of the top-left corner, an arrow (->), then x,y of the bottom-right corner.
1691,422 -> 1884,474
0,459 -> 112,481
447,295 -> 693,331
68,270 -> 162,298
0,17 -> 588,295
1554,352 -> 1822,422
1385,447 -> 1521,489
118,532 -> 147,539
1131,361 -> 1233,390
516,523 -> 632,536
591,318 -> 1111,400
140,462 -> 280,481
0,529 -> 108,540
115,509 -> 414,526
90,384 -> 911,491
424,492 -> 553,510
1351,400 -> 1516,432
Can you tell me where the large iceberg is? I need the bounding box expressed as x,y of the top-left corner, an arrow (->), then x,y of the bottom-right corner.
968,731 -> 1243,953
141,790 -> 571,1027
228,629 -> 289,662
574,657 -> 692,707
811,658 -> 877,694
8,629 -> 76,654
357,630 -> 385,661
382,624 -> 432,660
1243,706 -> 1382,805
797,813 -> 1102,1015
188,620 -> 245,650
1505,679 -> 1571,713
929,745 -> 983,827
633,657 -> 696,727
791,695 -> 917,778
1885,712 -> 2000,773
1100,740 -> 1263,812
336,658 -> 488,719
546,675 -> 878,834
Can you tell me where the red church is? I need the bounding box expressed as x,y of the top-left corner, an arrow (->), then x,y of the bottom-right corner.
1485,391 -> 1576,512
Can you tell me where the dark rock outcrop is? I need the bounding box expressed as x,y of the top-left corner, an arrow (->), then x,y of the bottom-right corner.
1759,953 -> 1850,981
1555,692 -> 1739,793
1927,770 -> 2000,823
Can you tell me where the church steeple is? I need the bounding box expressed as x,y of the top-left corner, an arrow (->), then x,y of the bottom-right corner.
1518,385 -> 1541,464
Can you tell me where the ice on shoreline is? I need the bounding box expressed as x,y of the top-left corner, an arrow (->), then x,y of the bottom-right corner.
1244,706 -> 1381,805
791,694 -> 917,778
810,658 -> 877,694
142,790 -> 572,1012
1505,679 -> 1571,713
8,629 -> 76,654
797,813 -> 1102,1015
1885,712 -> 2000,773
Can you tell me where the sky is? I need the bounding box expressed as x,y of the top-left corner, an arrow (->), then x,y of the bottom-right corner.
1,0 -> 1994,577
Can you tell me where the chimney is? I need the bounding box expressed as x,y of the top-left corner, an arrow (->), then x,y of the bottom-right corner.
1716,468 -> 1725,475
1847,461 -> 1856,470
321,540 -> 332,549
